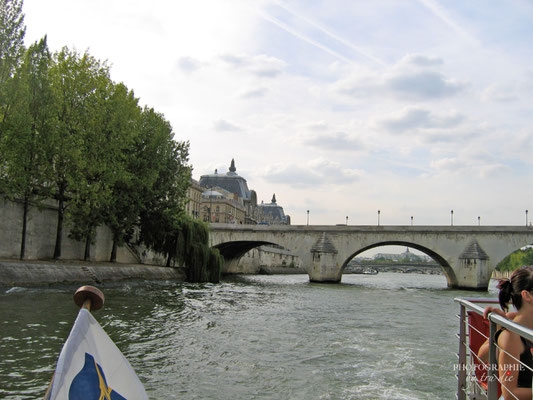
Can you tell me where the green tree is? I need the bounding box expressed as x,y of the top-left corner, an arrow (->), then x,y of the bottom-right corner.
137,108 -> 191,266
0,0 -> 25,176
66,64 -> 117,260
1,37 -> 54,259
175,217 -> 223,283
47,47 -> 110,259
94,81 -> 142,262
0,0 -> 24,85
497,247 -> 533,271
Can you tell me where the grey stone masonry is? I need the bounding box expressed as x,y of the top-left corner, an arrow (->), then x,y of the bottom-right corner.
311,232 -> 338,254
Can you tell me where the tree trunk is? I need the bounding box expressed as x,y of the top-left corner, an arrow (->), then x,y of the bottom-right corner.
20,196 -> 29,260
53,195 -> 64,259
110,236 -> 118,263
84,234 -> 91,261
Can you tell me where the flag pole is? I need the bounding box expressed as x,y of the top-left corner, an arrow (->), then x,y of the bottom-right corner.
43,285 -> 105,400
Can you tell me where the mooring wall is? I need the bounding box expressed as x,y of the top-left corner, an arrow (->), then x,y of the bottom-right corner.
0,197 -> 165,265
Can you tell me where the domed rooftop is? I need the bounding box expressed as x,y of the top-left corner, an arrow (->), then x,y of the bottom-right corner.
199,159 -> 252,200
258,194 -> 289,224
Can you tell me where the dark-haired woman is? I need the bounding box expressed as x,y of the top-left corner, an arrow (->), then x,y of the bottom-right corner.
488,267 -> 533,400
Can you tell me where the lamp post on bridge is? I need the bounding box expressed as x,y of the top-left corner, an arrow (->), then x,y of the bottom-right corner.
478,216 -> 480,226
411,216 -> 413,226
451,210 -> 454,226
526,209 -> 529,227
377,210 -> 380,226
346,215 -> 348,225
307,210 -> 309,226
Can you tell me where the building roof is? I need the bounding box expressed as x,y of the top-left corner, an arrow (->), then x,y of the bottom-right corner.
258,193 -> 288,223
199,159 -> 252,200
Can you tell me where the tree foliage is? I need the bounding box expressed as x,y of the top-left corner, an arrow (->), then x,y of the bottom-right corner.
0,0 -> 25,85
497,247 -> 533,271
175,216 -> 222,283
0,0 -> 26,177
1,36 -> 54,259
0,1 -> 222,283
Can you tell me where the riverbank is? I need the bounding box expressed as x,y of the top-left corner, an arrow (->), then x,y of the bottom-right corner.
0,259 -> 186,287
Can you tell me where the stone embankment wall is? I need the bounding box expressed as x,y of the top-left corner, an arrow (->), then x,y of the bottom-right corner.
0,197 -> 165,265
0,197 -> 301,282
0,260 -> 186,287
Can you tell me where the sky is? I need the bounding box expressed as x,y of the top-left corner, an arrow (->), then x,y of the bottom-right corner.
22,0 -> 533,226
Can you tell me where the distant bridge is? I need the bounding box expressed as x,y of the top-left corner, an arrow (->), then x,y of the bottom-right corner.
209,224 -> 533,290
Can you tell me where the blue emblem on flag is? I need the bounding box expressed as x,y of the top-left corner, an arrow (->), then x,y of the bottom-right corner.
68,353 -> 127,400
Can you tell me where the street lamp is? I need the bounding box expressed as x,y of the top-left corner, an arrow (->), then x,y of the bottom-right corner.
378,210 -> 381,226
478,216 -> 480,226
451,210 -> 454,226
411,216 -> 413,226
346,216 -> 348,225
526,210 -> 529,226
307,210 -> 310,226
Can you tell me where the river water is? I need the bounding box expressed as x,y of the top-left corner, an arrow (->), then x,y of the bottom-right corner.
0,273 -> 497,399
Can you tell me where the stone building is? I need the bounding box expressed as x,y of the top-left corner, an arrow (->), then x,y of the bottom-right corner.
256,194 -> 291,225
198,159 -> 290,225
199,159 -> 258,224
199,187 -> 246,224
185,179 -> 203,219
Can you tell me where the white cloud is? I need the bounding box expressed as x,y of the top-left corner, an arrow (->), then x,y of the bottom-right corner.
335,65 -> 466,101
176,56 -> 203,73
380,108 -> 465,133
303,131 -> 363,151
213,119 -> 243,132
401,54 -> 444,67
430,157 -> 510,178
263,158 -> 364,187
219,53 -> 286,77
386,71 -> 465,100
240,87 -> 269,99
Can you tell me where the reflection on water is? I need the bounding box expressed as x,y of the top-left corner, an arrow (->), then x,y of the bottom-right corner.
0,274 -> 497,399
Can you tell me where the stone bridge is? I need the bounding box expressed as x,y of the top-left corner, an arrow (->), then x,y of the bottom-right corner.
209,224 -> 533,290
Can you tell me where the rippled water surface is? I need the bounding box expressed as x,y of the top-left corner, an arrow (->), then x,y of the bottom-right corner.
0,273 -> 497,399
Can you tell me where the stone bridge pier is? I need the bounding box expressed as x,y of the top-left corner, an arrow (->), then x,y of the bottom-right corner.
209,224 -> 533,290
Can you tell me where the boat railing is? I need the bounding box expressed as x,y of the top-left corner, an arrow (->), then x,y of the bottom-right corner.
455,297 -> 533,400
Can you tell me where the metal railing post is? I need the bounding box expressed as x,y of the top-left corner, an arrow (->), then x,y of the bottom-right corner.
487,319 -> 498,400
457,304 -> 467,400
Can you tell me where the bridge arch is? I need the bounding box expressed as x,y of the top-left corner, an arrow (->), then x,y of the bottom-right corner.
213,240 -> 278,260
213,240 -> 295,274
341,241 -> 458,288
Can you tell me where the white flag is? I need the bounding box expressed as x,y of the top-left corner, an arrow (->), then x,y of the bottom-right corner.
49,308 -> 148,400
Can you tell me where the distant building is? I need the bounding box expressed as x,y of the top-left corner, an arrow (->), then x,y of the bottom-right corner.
256,194 -> 290,225
199,187 -> 246,224
185,179 -> 203,219
198,159 -> 290,225
373,248 -> 431,262
199,159 -> 258,223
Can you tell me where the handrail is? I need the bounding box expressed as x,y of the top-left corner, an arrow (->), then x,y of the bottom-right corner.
456,298 -> 533,342
455,297 -> 533,400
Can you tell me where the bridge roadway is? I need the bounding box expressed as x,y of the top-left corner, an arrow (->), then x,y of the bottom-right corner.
209,224 -> 533,290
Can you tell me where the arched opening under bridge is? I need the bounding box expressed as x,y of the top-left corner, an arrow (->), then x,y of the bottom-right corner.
213,240 -> 297,275
342,241 -> 458,287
